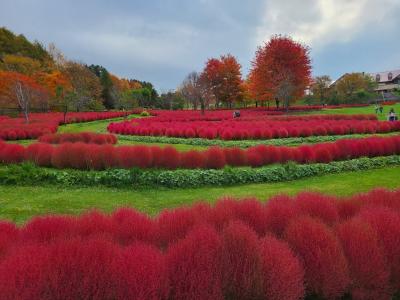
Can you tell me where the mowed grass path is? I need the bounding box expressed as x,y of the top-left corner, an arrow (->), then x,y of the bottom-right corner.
1,166 -> 399,224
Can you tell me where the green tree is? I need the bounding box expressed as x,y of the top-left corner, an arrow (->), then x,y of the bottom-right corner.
311,75 -> 332,105
87,64 -> 116,109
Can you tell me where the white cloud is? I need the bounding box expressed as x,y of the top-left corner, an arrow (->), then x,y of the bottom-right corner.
256,0 -> 400,50
71,18 -> 200,69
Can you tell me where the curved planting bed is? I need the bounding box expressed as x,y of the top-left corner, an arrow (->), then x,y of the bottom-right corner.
0,188 -> 399,299
1,135 -> 400,170
0,111 -> 132,140
108,110 -> 400,140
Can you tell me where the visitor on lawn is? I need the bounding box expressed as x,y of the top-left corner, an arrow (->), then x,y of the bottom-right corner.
388,108 -> 397,121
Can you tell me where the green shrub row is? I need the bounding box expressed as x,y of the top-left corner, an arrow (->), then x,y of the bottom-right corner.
117,133 -> 398,148
1,156 -> 399,188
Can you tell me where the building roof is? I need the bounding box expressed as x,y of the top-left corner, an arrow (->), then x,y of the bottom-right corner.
369,69 -> 400,83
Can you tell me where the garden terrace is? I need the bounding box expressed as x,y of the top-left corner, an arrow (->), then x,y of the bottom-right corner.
0,189 -> 400,299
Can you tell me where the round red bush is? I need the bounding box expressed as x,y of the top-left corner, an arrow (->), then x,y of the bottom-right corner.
166,225 -> 223,300
284,216 -> 350,299
336,218 -> 390,299
205,147 -> 226,169
260,235 -> 305,300
220,221 -> 263,299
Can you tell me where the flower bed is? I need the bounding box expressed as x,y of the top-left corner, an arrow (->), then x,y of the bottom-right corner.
1,135 -> 400,170
0,111 -> 132,140
0,188 -> 399,299
38,132 -> 118,144
109,110 -> 399,140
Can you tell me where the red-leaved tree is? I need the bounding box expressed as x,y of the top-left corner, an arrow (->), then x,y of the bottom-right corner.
0,71 -> 48,123
200,54 -> 243,109
249,35 -> 311,110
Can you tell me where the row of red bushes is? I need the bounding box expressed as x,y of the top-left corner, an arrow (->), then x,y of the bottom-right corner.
38,132 -> 118,144
109,119 -> 400,140
1,135 -> 400,170
0,188 -> 399,299
0,111 -> 132,140
0,124 -> 58,140
146,109 -> 374,123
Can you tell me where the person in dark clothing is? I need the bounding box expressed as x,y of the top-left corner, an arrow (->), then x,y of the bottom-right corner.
233,110 -> 241,118
388,108 -> 397,121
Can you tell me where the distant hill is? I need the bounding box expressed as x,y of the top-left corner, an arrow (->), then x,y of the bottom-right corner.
0,27 -> 51,62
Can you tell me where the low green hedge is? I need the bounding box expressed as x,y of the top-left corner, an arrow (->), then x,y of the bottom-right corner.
117,133 -> 398,148
1,156 -> 399,188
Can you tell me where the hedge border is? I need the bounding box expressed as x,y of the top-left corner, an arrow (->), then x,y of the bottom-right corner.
1,155 -> 399,188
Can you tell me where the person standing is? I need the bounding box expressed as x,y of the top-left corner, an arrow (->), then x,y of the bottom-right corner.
388,108 -> 397,121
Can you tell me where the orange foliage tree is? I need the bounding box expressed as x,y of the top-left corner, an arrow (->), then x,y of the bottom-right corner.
0,71 -> 48,122
201,54 -> 243,108
36,70 -> 72,99
249,35 -> 312,110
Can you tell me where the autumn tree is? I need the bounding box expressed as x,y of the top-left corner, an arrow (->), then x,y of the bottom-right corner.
0,54 -> 43,75
87,64 -> 116,109
64,61 -> 103,111
240,80 -> 252,107
0,71 -> 48,122
311,75 -> 332,105
333,73 -> 376,103
201,54 -> 243,108
249,35 -> 312,110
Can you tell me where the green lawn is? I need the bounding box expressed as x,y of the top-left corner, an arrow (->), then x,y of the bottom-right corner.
58,114 -> 141,133
303,103 -> 400,120
1,166 -> 399,224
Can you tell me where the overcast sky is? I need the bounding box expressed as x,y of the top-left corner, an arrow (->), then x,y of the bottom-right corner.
1,0 -> 399,91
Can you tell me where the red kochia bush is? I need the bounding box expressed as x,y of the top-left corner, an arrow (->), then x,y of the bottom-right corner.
0,221 -> 19,259
41,238 -> 118,299
0,143 -> 25,163
112,243 -> 168,300
263,194 -> 298,237
39,132 -> 117,144
336,218 -> 390,299
156,206 -> 201,247
0,245 -> 50,299
111,207 -> 156,245
205,147 -> 226,169
117,145 -> 153,169
180,150 -> 205,169
2,134 -> 400,170
285,216 -> 350,299
209,198 -> 266,235
1,189 -> 400,298
293,192 -> 339,225
20,215 -> 77,244
220,221 -> 263,300
160,146 -> 180,169
260,235 -> 305,300
166,225 -> 223,300
358,208 -> 400,291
